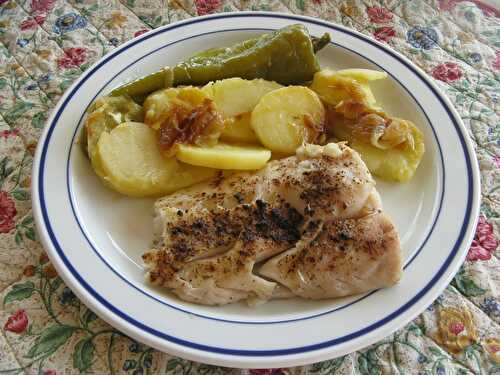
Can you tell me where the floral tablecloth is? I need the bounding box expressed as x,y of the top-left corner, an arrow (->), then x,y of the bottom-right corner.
0,0 -> 499,374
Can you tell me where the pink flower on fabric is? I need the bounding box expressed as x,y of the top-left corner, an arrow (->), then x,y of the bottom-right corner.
366,7 -> 393,23
20,15 -> 45,30
134,29 -> 149,38
472,0 -> 499,17
194,0 -> 221,15
0,129 -> 20,138
4,309 -> 28,333
493,156 -> 500,168
57,47 -> 87,69
449,322 -> 465,335
31,0 -> 55,13
438,0 -> 499,16
438,0 -> 462,11
0,191 -> 17,234
492,51 -> 500,71
466,215 -> 498,261
43,371 -> 57,375
432,62 -> 462,83
373,26 -> 396,42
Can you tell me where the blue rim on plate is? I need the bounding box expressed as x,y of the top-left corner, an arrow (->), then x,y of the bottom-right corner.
34,13 -> 478,358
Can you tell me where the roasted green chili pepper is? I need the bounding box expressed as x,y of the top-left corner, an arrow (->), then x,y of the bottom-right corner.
110,24 -> 330,102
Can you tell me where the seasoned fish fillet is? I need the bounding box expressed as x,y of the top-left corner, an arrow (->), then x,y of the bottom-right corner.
259,212 -> 402,299
142,143 -> 403,306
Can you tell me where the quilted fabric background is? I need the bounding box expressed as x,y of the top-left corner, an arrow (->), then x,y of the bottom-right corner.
0,0 -> 499,374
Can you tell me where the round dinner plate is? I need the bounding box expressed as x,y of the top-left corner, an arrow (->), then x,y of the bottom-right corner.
32,12 -> 480,368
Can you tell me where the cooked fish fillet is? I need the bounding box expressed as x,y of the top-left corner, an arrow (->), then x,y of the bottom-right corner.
142,143 -> 403,306
259,212 -> 402,299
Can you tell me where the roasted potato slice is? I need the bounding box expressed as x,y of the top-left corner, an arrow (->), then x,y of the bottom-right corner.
85,95 -> 143,159
251,86 -> 325,154
202,78 -> 282,118
310,69 -> 382,108
144,87 -> 217,130
336,68 -> 388,82
143,87 -> 224,156
328,107 -> 425,182
220,112 -> 259,143
96,122 -> 215,197
177,143 -> 271,170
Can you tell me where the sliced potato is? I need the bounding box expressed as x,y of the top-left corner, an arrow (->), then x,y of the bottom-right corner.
360,83 -> 377,107
220,112 -> 259,143
310,69 -> 372,106
96,122 -> 215,197
143,87 -> 182,130
336,69 -> 387,106
328,109 -> 425,182
310,69 -> 383,108
202,78 -> 282,118
143,86 -> 216,130
177,143 -> 271,170
346,125 -> 424,182
143,86 -> 224,155
85,96 -> 143,159
336,68 -> 388,82
251,86 -> 325,154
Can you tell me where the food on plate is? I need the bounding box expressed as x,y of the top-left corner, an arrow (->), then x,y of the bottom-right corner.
309,68 -> 425,182
202,77 -> 281,143
142,143 -> 402,306
201,78 -> 282,118
110,24 -> 331,101
220,113 -> 259,143
259,211 -> 401,299
95,122 -> 215,197
79,25 -> 429,306
143,87 -> 224,156
84,96 -> 143,159
84,25 -> 425,195
310,69 -> 380,108
176,143 -> 271,170
328,101 -> 425,182
335,68 -> 388,81
251,86 -> 325,154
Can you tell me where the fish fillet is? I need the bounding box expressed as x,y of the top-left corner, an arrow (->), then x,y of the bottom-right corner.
142,143 -> 403,306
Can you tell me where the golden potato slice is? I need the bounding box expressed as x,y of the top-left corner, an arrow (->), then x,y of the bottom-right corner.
220,112 -> 259,143
310,69 -> 376,107
85,96 -> 143,159
143,86 -> 215,130
346,125 -> 424,182
336,68 -> 388,82
143,87 -> 182,130
335,69 -> 387,107
360,83 -> 377,107
202,78 -> 282,118
328,109 -> 425,182
251,86 -> 325,154
143,87 -> 224,156
96,122 -> 214,197
177,143 -> 271,170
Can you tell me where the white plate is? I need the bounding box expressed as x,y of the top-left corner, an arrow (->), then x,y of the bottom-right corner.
32,12 -> 480,368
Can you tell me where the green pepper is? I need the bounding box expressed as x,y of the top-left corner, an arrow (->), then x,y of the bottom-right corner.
109,68 -> 174,102
110,24 -> 330,102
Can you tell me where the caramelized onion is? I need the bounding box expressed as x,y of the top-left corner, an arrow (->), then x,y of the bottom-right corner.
158,98 -> 223,156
